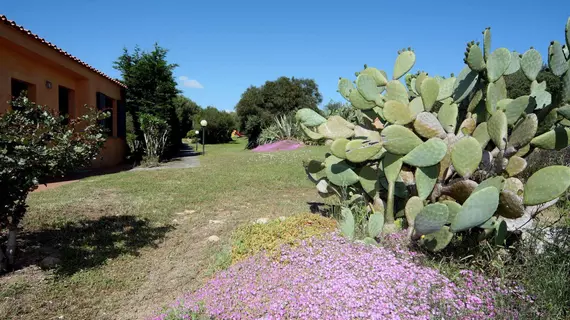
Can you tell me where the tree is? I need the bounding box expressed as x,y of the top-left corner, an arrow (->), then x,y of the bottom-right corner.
113,44 -> 181,158
194,107 -> 237,144
235,77 -> 322,148
0,96 -> 107,272
505,66 -> 564,107
174,95 -> 201,138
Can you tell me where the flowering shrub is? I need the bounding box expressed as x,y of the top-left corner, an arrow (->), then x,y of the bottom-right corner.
153,233 -> 535,319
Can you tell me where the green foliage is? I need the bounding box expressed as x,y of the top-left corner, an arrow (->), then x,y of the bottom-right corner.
193,107 -> 237,144
174,95 -> 201,140
235,76 -> 323,148
113,44 -> 181,158
139,113 -> 170,164
299,17 -> 570,254
0,96 -> 107,271
257,114 -> 307,146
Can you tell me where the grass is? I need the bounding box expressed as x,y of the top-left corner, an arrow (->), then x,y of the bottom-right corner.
0,138 -> 328,320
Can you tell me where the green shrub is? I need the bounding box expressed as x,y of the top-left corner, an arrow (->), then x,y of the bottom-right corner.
257,114 -> 302,145
0,95 -> 107,272
139,113 -> 170,163
193,107 -> 236,144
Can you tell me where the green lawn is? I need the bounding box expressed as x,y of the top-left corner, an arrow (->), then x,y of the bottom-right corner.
0,139 -> 328,320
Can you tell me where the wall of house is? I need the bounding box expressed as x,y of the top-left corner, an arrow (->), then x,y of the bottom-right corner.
0,26 -> 126,168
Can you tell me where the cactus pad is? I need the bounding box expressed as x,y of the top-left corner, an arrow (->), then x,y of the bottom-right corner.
330,138 -> 350,158
515,144 -> 531,157
487,110 -> 508,150
420,78 -> 440,111
438,101 -> 459,133
537,108 -> 559,135
386,80 -> 410,105
382,152 -> 404,184
338,78 -> 354,100
421,226 -> 454,252
557,105 -> 570,120
531,127 -> 570,150
415,203 -> 450,235
381,125 -> 423,155
486,48 -> 512,82
348,88 -> 376,110
466,44 -> 486,71
494,220 -> 508,246
504,51 -> 521,75
441,179 -> 478,203
409,97 -> 425,117
361,67 -> 388,86
415,72 -> 428,94
393,50 -> 416,80
524,166 -> 570,205
384,100 -> 413,125
442,200 -> 461,224
340,207 -> 355,240
437,77 -> 456,101
451,186 -> 500,232
530,85 -> 552,110
504,96 -> 533,125
414,112 -> 446,139
474,176 -> 505,194
472,122 -> 491,148
296,108 -> 327,127
504,177 -> 524,196
367,212 -> 384,238
521,49 -> 543,81
405,196 -> 424,227
548,41 -> 569,76
403,138 -> 447,167
345,139 -> 383,163
453,66 -> 479,103
324,155 -> 360,187
300,123 -> 325,140
509,114 -> 538,148
486,77 -> 507,114
359,166 -> 380,197
416,165 -> 438,200
505,156 -> 527,177
356,74 -> 380,101
483,28 -> 492,61
451,136 -> 483,177
497,190 -> 525,219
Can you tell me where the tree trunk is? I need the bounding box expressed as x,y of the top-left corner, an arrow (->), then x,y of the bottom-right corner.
0,246 -> 7,272
6,226 -> 17,267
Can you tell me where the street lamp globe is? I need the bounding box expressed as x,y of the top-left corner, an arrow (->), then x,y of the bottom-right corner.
200,120 -> 208,127
195,130 -> 199,135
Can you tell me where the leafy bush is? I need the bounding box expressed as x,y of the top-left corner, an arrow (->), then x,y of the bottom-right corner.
193,107 -> 237,144
235,77 -> 323,148
256,114 -> 302,145
139,113 -> 170,164
0,96 -> 107,272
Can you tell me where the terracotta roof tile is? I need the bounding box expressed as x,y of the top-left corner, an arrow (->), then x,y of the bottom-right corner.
1,14 -> 126,88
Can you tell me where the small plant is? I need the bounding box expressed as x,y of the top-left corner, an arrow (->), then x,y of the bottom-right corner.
0,95 -> 107,272
299,17 -> 570,253
257,114 -> 303,145
139,113 -> 170,163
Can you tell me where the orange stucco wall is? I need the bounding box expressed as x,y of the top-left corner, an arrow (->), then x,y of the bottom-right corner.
0,24 -> 127,168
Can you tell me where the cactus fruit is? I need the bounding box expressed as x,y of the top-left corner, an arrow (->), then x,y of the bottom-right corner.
300,18 -> 570,252
523,166 -> 570,205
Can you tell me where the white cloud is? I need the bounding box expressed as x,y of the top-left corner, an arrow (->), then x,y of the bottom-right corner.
179,76 -> 204,89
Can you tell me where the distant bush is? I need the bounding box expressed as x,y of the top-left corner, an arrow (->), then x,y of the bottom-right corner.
193,107 -> 237,144
257,114 -> 301,145
140,113 -> 170,165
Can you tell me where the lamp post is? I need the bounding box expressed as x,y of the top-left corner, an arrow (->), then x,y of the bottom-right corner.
200,120 -> 208,155
194,130 -> 200,152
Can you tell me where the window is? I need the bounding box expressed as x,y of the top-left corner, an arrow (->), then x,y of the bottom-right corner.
58,86 -> 70,124
11,79 -> 36,109
96,92 -> 114,136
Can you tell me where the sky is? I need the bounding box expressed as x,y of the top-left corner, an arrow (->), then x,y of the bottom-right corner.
2,1 -> 568,111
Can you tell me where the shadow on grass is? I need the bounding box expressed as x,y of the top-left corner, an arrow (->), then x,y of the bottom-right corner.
14,215 -> 174,276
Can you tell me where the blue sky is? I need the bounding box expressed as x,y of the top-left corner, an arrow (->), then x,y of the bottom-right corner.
2,1 -> 568,111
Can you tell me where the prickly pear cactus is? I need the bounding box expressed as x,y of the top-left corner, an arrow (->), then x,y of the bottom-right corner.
298,17 -> 570,251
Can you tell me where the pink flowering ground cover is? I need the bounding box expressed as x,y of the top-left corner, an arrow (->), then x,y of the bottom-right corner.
152,232 -> 535,320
